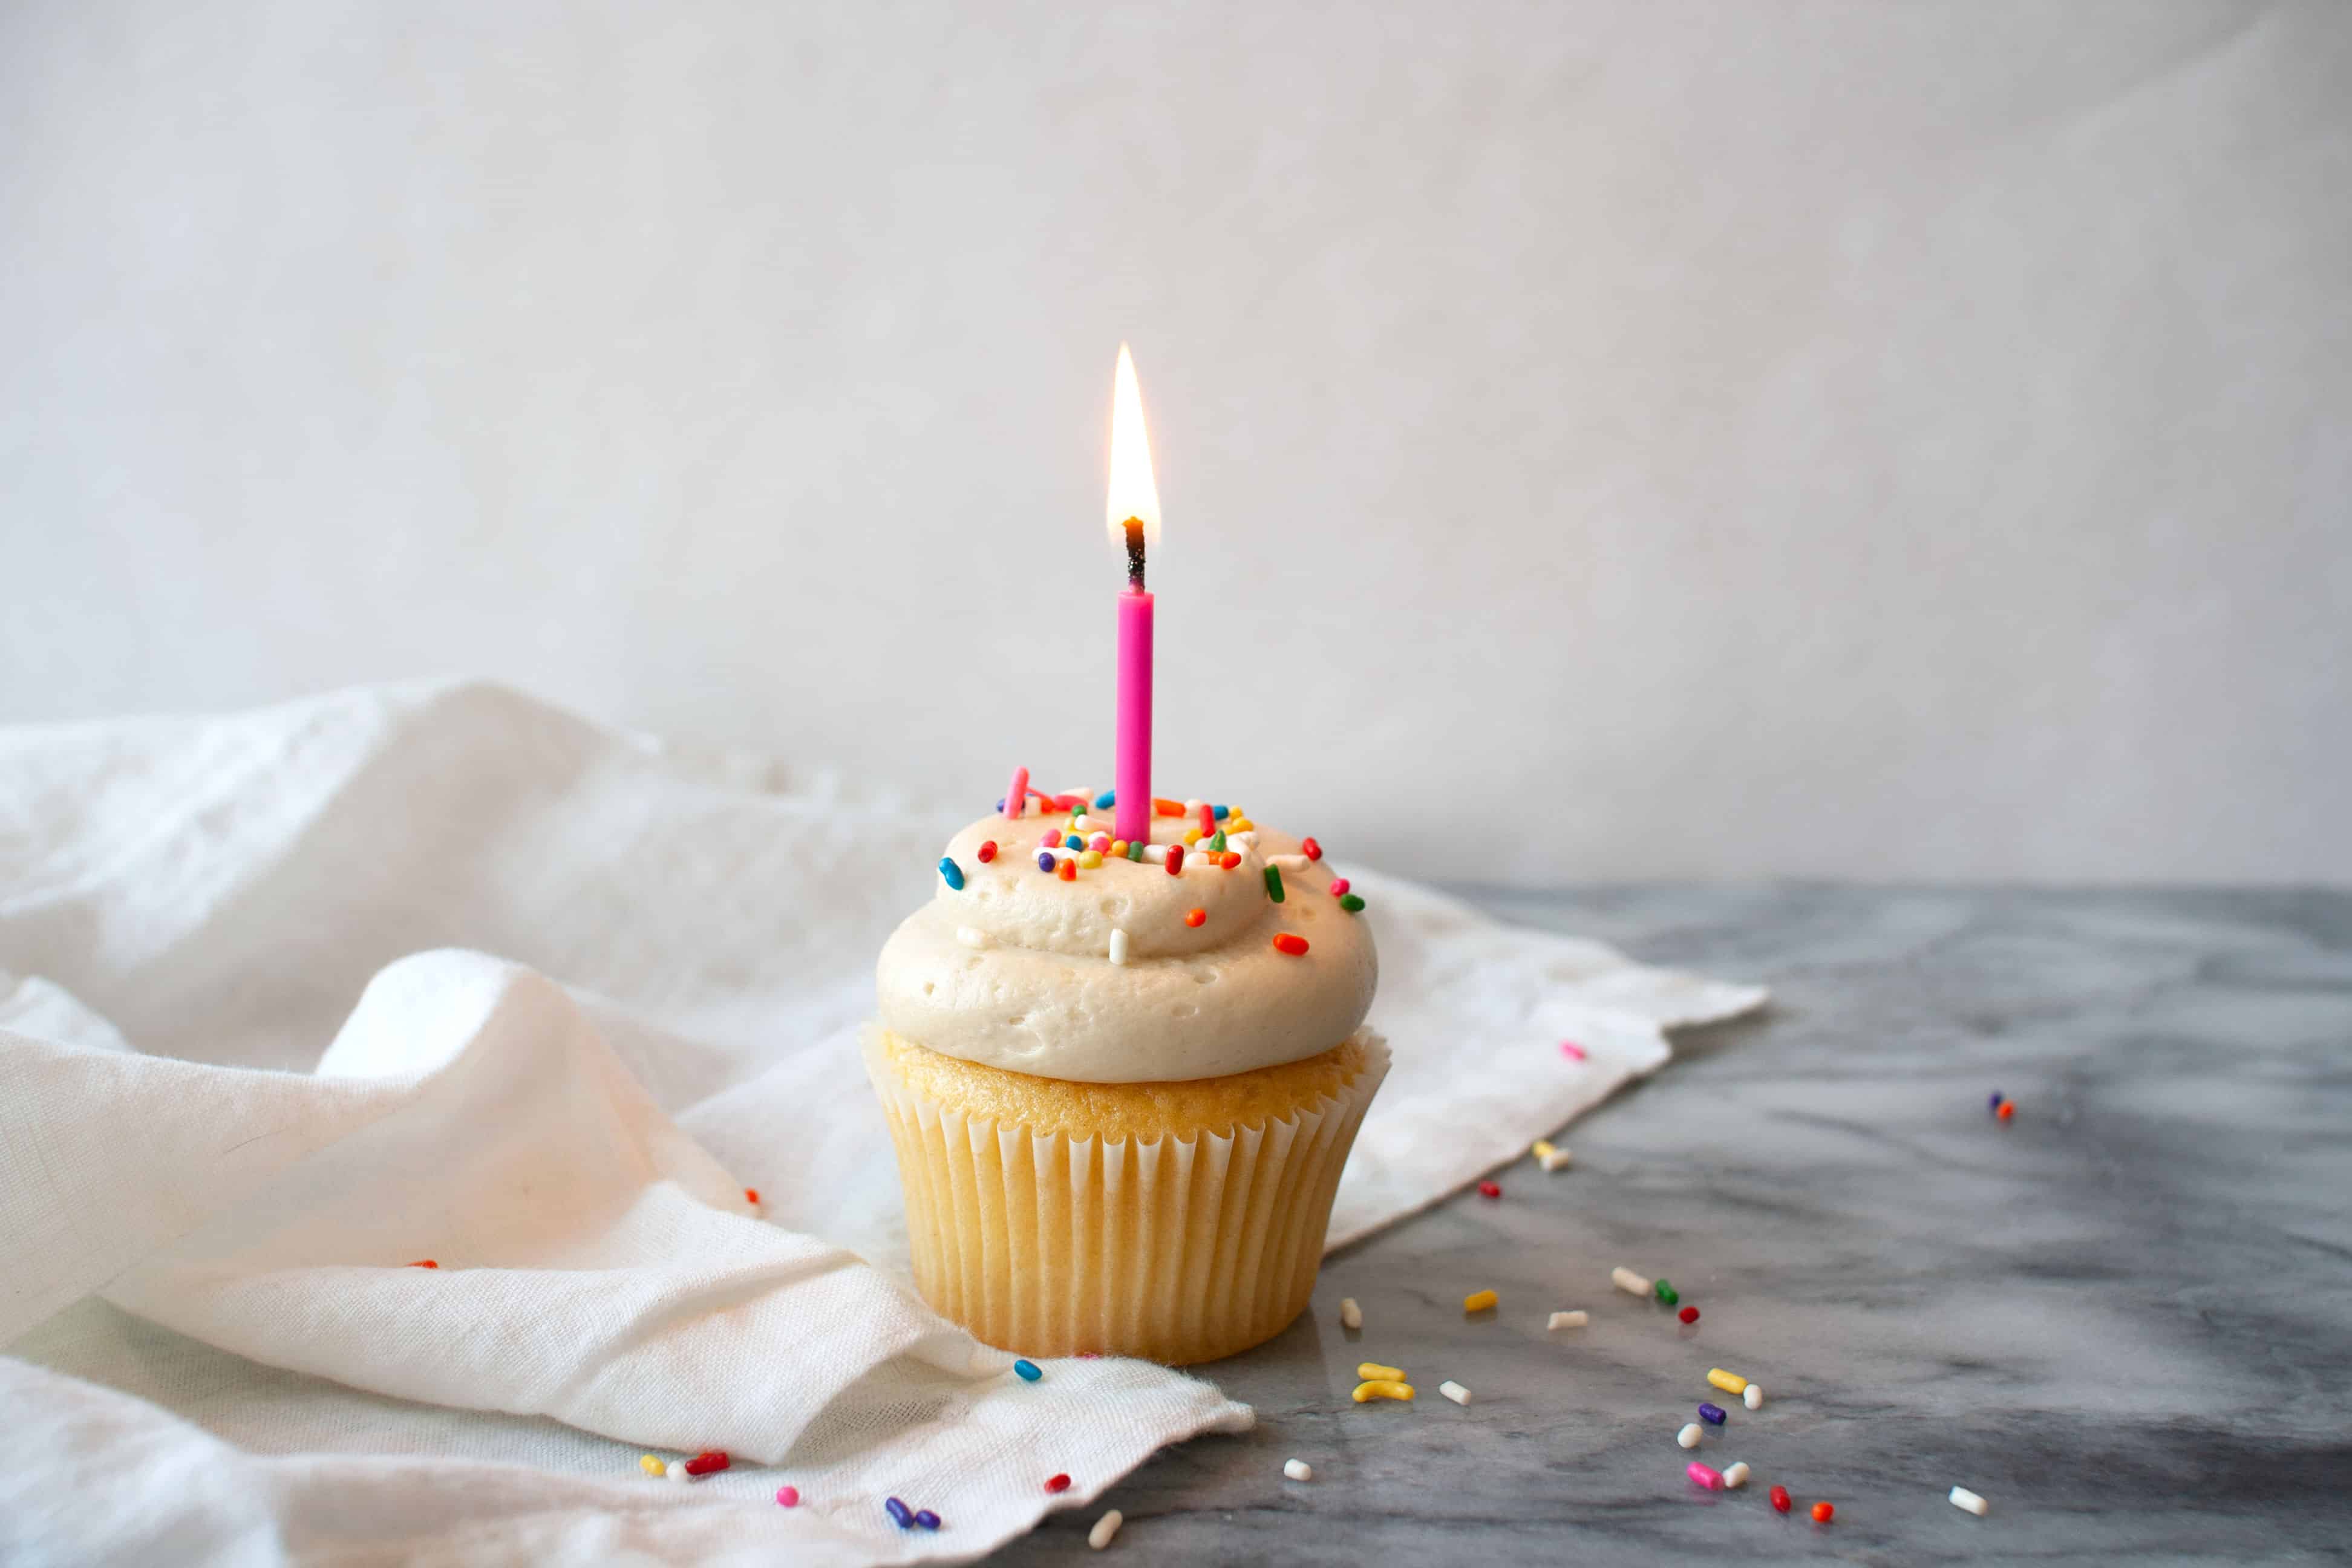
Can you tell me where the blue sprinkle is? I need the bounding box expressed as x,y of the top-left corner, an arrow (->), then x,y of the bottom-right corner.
937,857 -> 964,891
1988,1089 -> 2005,1112
1037,851 -> 1056,872
1698,1402 -> 1726,1425
915,1509 -> 941,1530
995,797 -> 1005,812
1013,1358 -> 1042,1382
1213,804 -> 1230,820
1094,790 -> 1116,809
1065,833 -> 1083,850
884,1497 -> 913,1528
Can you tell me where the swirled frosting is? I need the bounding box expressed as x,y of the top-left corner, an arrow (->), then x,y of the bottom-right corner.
875,808 -> 1376,1083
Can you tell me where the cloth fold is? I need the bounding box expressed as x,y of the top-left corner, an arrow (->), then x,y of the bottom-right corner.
0,682 -> 1762,1565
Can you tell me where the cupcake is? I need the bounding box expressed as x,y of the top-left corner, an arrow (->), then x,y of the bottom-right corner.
866,795 -> 1381,1364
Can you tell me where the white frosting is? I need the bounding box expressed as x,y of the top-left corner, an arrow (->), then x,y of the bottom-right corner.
875,808 -> 1376,1082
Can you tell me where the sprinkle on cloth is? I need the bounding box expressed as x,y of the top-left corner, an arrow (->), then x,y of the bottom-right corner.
776,1486 -> 800,1508
665,1461 -> 687,1482
683,1450 -> 729,1476
1339,1298 -> 1363,1330
743,1187 -> 759,1206
1352,1379 -> 1414,1403
1283,1459 -> 1314,1482
1439,1380 -> 1472,1406
638,1455 -> 664,1477
1462,1289 -> 1498,1313
1013,1358 -> 1042,1382
884,1497 -> 912,1527
1560,1040 -> 1588,1061
1045,1474 -> 1072,1493
1547,1310 -> 1589,1330
1089,1510 -> 1123,1550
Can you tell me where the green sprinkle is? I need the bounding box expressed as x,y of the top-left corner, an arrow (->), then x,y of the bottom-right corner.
1126,838 -> 1145,862
1339,893 -> 1365,913
1208,831 -> 1227,854
1264,865 -> 1285,903
1654,1279 -> 1678,1306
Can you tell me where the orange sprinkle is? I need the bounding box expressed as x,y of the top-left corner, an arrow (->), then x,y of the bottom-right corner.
1996,1101 -> 2015,1122
408,1260 -> 438,1269
1153,797 -> 1185,817
1184,908 -> 1206,927
1272,933 -> 1309,956
1057,858 -> 1077,881
745,1187 -> 760,1204
1220,852 -> 1242,869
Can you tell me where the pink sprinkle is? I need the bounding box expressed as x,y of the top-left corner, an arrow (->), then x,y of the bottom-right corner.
1077,1352 -> 1102,1359
776,1485 -> 800,1508
1560,1040 -> 1587,1061
1053,792 -> 1088,810
1005,767 -> 1029,820
1041,830 -> 1060,848
1687,1461 -> 1723,1490
1089,833 -> 1111,852
1328,877 -> 1351,897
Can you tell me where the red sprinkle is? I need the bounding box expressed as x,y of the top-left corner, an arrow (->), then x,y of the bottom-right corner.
1770,1485 -> 1792,1513
1197,801 -> 1216,835
407,1260 -> 438,1269
1184,908 -> 1206,927
744,1187 -> 760,1205
1477,1181 -> 1501,1199
1560,1040 -> 1588,1061
1328,877 -> 1351,897
1272,933 -> 1310,956
1045,1473 -> 1072,1493
1301,837 -> 1322,861
1678,1305 -> 1699,1324
977,840 -> 998,863
1996,1101 -> 2016,1122
684,1450 -> 730,1477
1057,859 -> 1077,882
1811,1501 -> 1835,1523
1166,844 -> 1185,875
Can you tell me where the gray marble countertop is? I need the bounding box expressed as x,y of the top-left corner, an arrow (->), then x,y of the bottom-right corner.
994,887 -> 2352,1566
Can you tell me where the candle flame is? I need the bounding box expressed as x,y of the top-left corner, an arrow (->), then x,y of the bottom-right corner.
1106,343 -> 1161,549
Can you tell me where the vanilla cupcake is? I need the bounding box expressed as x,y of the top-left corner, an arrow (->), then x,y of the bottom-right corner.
866,800 -> 1381,1364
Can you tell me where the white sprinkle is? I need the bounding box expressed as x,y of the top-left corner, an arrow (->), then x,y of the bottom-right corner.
1612,1266 -> 1652,1298
1283,1459 -> 1313,1482
1339,1298 -> 1362,1330
1071,813 -> 1089,832
1538,1146 -> 1573,1172
1226,832 -> 1257,852
665,1459 -> 688,1482
1089,1509 -> 1123,1549
1439,1380 -> 1472,1406
1676,1422 -> 1704,1450
1722,1461 -> 1751,1490
1743,1383 -> 1764,1410
1267,852 -> 1309,869
1142,844 -> 1171,864
1109,928 -> 1130,965
1547,1310 -> 1589,1330
956,926 -> 991,949
1949,1485 -> 1989,1516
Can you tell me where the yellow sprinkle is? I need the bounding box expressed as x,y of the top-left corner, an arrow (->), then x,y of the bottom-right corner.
1351,1379 -> 1414,1403
1356,1361 -> 1406,1382
1707,1367 -> 1750,1394
1079,849 -> 1104,869
1183,827 -> 1203,845
639,1454 -> 665,1476
1228,817 -> 1254,832
1531,1139 -> 1556,1160
1463,1289 -> 1498,1313
1111,840 -> 1128,856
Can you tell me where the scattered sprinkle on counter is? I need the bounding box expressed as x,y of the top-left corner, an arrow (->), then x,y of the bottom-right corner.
775,1485 -> 800,1507
1013,1358 -> 1042,1382
1950,1485 -> 1990,1516
1272,933 -> 1310,956
1045,1473 -> 1072,1493
1612,1266 -> 1651,1298
1997,1100 -> 2016,1122
1653,1278 -> 1679,1306
639,1454 -> 664,1477
1722,1462 -> 1751,1490
1357,1361 -> 1405,1381
1988,1089 -> 2005,1112
1687,1461 -> 1723,1490
1743,1383 -> 1765,1410
1353,1379 -> 1414,1403
1477,1180 -> 1501,1198
1769,1485 -> 1792,1513
1339,1297 -> 1363,1329
1532,1140 -> 1572,1172
1698,1402 -> 1726,1425
1811,1501 -> 1835,1524
1283,1459 -> 1314,1482
1676,1422 -> 1704,1449
1547,1310 -> 1589,1330
1679,1305 -> 1700,1324
1707,1368 -> 1748,1394
1463,1288 -> 1498,1313
1439,1380 -> 1472,1405
1088,1509 -> 1123,1549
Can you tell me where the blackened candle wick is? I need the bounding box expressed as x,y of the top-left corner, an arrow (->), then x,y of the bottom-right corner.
1123,518 -> 1147,591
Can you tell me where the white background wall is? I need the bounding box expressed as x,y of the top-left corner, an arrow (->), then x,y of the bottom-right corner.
4,0 -> 2346,885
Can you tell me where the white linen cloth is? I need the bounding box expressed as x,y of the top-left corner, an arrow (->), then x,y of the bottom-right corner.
0,682 -> 1765,1566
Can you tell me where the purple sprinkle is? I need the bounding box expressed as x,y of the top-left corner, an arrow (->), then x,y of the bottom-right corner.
914,1509 -> 941,1530
884,1497 -> 912,1527
1698,1402 -> 1726,1425
1037,851 -> 1056,872
1989,1089 -> 2005,1112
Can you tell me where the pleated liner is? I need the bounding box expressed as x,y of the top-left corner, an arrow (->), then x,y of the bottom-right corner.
864,1030 -> 1390,1365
